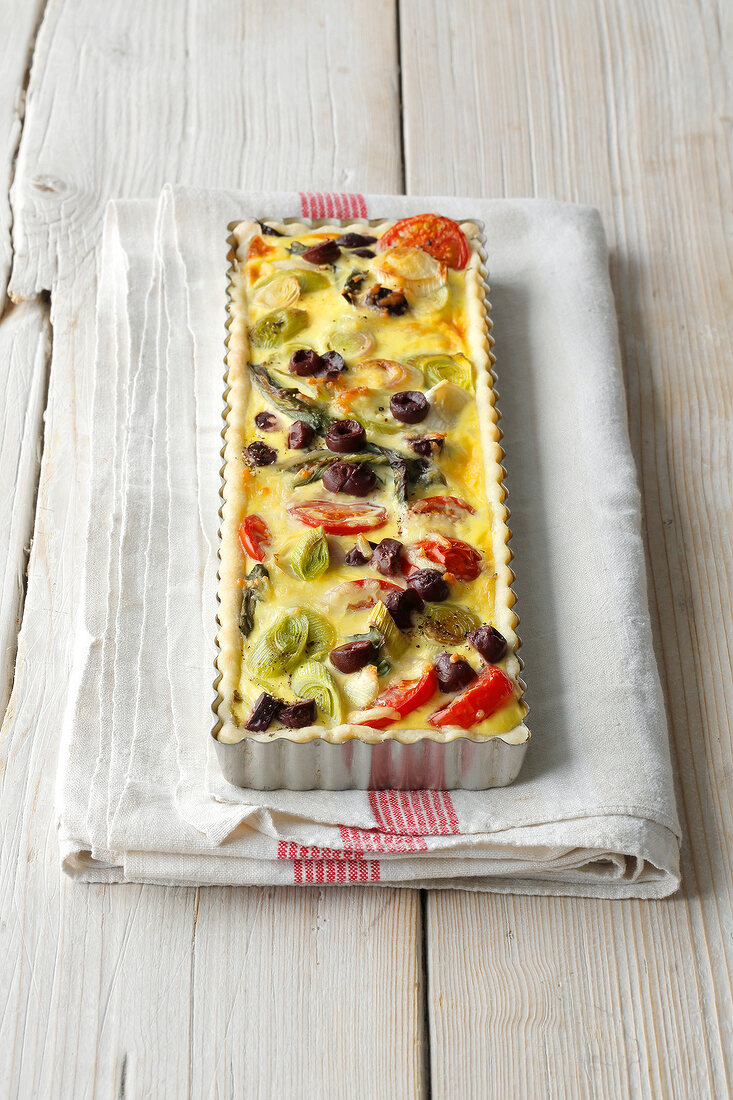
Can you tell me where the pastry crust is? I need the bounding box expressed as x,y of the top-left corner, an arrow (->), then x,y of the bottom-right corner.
215,217 -> 528,747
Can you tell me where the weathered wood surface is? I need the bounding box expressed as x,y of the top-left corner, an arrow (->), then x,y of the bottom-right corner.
0,3 -> 424,1099
0,0 -> 730,1097
401,1 -> 732,1097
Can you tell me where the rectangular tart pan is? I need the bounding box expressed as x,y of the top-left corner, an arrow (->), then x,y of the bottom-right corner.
214,215 -> 529,790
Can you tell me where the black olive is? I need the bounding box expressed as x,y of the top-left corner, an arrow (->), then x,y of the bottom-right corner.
371,538 -> 403,576
408,434 -> 444,457
322,461 -> 377,497
289,348 -> 324,376
336,233 -> 377,248
287,420 -> 315,449
320,350 -> 346,379
245,692 -> 283,732
326,419 -> 366,453
467,625 -> 508,663
407,568 -> 450,602
254,411 -> 279,432
246,440 -> 277,466
344,546 -> 369,566
434,654 -> 477,693
365,284 -> 409,315
352,248 -> 376,258
301,239 -> 341,265
279,699 -> 316,729
384,587 -> 424,630
330,639 -> 378,674
390,391 -> 429,424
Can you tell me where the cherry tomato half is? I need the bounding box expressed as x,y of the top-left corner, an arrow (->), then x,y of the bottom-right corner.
414,534 -> 482,581
378,214 -> 470,270
238,515 -> 272,562
367,667 -> 439,729
287,498 -> 388,534
428,665 -> 514,729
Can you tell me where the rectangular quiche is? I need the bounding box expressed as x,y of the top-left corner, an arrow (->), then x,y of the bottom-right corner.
216,213 -> 529,770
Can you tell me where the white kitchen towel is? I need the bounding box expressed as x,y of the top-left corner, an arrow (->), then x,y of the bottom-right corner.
56,186 -> 681,897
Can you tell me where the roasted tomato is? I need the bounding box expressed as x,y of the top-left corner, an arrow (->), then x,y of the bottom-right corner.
238,514 -> 272,562
328,578 -> 403,612
414,534 -> 482,581
366,666 -> 439,729
408,495 -> 476,521
287,499 -> 388,534
377,214 -> 470,270
428,664 -> 514,729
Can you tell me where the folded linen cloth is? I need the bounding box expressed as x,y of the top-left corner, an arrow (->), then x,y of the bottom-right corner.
56,186 -> 681,896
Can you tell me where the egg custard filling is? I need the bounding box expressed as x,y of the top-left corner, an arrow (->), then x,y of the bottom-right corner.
217,214 -> 529,746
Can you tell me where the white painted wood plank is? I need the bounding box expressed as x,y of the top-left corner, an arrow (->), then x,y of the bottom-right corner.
0,3 -> 422,1098
401,0 -> 733,1096
0,0 -> 46,306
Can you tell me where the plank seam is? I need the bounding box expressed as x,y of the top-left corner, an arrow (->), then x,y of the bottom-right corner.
396,0 -> 407,194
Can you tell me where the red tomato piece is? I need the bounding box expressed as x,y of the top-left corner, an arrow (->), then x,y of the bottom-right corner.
288,499 -> 388,534
238,515 -> 272,562
328,578 -> 403,612
429,665 -> 514,729
366,667 -> 439,729
408,495 -> 476,521
377,214 -> 470,270
414,535 -> 483,581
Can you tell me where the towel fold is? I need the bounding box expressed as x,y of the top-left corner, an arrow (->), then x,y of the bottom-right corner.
56,187 -> 680,897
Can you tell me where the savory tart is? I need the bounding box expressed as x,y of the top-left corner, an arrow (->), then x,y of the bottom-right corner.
217,214 -> 529,748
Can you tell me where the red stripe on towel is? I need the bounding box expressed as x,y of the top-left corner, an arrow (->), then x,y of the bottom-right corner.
299,192 -> 368,220
369,791 -> 460,836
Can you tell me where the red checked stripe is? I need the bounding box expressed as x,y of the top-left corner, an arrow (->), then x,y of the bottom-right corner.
339,826 -> 428,853
368,791 -> 460,836
299,191 -> 368,219
277,841 -> 365,862
293,859 -> 380,884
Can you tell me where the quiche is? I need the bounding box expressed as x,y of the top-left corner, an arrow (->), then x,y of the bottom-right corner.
217,214 -> 529,751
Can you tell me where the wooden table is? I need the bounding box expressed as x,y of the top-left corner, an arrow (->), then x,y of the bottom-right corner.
0,2 -> 730,1096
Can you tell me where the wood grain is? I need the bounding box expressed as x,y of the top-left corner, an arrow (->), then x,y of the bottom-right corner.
0,3 -> 424,1098
400,1 -> 732,1096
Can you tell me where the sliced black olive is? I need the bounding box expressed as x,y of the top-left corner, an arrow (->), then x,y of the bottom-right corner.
258,221 -> 284,237
254,411 -> 279,432
352,248 -> 376,258
365,284 -> 409,315
407,568 -> 449,602
371,538 -> 403,576
322,461 -> 377,497
287,420 -> 315,449
330,639 -> 378,674
336,233 -> 377,248
289,348 -> 324,376
320,350 -> 346,379
245,692 -> 283,732
326,419 -> 366,453
384,587 -> 424,630
390,391 -> 429,424
279,699 -> 317,729
301,239 -> 341,265
344,546 -> 370,566
467,624 -> 508,663
434,654 -> 477,693
408,433 -> 445,457
245,440 -> 277,466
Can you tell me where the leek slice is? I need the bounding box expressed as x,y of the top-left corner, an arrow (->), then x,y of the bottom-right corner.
291,660 -> 344,723
326,317 -> 376,359
302,608 -> 336,659
291,525 -> 330,581
253,275 -> 301,311
369,600 -> 408,658
422,602 -> 481,643
294,270 -> 331,294
249,308 -> 308,349
246,609 -> 309,680
415,353 -> 473,391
